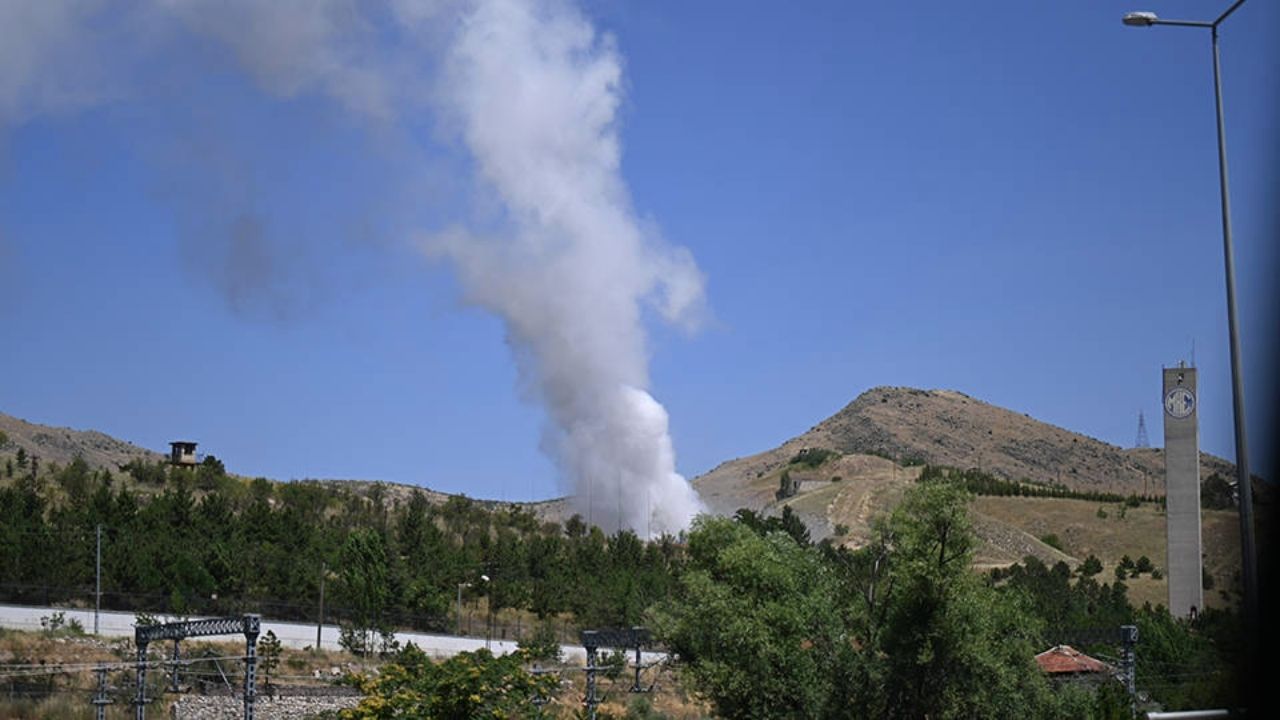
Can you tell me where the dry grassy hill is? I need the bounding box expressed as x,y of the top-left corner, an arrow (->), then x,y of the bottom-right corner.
694,386 -> 1235,514
0,410 -> 575,521
691,386 -> 1258,606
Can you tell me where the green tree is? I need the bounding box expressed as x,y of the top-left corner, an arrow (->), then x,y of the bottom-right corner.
337,529 -> 392,656
259,629 -> 282,690
652,515 -> 842,719
866,482 -> 1058,720
1078,554 -> 1104,577
1135,605 -> 1240,709
657,483 -> 1067,720
195,455 -> 227,491
55,456 -> 92,501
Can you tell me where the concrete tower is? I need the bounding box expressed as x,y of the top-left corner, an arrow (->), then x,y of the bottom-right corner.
1162,364 -> 1202,618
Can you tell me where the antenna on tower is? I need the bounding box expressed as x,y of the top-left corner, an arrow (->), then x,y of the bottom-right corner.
1135,411 -> 1151,449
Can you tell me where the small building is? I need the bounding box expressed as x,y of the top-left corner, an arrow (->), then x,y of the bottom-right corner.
169,441 -> 199,467
1035,645 -> 1110,678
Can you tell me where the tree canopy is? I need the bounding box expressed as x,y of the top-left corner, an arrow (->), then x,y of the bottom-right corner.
655,482 -> 1088,720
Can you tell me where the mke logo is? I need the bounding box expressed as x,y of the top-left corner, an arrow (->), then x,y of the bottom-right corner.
1164,388 -> 1195,419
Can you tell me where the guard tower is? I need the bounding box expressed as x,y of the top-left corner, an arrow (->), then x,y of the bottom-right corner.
1162,363 -> 1202,618
169,441 -> 198,467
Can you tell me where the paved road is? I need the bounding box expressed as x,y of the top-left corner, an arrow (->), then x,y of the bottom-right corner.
0,603 -> 664,664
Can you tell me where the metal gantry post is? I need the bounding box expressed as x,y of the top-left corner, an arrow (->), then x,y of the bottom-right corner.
1121,624 -> 1139,712
584,645 -> 599,720
581,630 -> 600,720
92,664 -> 111,720
631,643 -> 644,693
134,639 -> 149,720
170,638 -> 181,693
244,614 -> 260,720
529,666 -> 551,720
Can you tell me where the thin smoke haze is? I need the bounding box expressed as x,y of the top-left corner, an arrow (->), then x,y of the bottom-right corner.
0,0 -> 706,534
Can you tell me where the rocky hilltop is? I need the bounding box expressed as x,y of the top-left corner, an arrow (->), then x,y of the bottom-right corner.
694,386 -> 1234,515
0,411 -> 161,470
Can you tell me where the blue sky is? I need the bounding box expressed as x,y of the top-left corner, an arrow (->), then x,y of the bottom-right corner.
1,0 -> 1276,502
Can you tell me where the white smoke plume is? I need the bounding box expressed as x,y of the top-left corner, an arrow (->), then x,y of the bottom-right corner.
0,0 -> 707,535
424,0 -> 707,536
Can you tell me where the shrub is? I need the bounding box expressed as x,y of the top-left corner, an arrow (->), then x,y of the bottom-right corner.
1078,555 -> 1103,577
788,448 -> 839,469
344,645 -> 557,719
1201,473 -> 1235,510
39,611 -> 85,637
517,620 -> 562,663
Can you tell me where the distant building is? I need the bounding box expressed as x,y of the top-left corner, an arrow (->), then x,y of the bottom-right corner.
169,441 -> 198,467
1035,645 -> 1110,679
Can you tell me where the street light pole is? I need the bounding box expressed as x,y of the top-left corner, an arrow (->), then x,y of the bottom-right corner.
456,582 -> 471,636
1122,0 -> 1257,638
95,524 -> 101,636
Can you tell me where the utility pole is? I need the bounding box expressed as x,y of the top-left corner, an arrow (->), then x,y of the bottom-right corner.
456,582 -> 471,636
95,524 -> 102,636
316,562 -> 325,651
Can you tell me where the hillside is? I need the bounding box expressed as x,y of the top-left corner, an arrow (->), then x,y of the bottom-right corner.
694,386 -> 1235,515
0,410 -> 576,520
690,386 -> 1257,600
3,389 -> 1256,601
0,411 -> 161,470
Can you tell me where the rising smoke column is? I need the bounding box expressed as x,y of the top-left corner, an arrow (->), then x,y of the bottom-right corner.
426,0 -> 706,535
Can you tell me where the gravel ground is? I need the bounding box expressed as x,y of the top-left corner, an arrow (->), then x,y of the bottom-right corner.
171,694 -> 360,719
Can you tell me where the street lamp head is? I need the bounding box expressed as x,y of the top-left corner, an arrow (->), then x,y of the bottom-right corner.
1123,11 -> 1158,27
480,574 -> 490,582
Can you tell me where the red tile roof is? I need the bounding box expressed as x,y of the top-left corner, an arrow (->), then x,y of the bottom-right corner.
1035,645 -> 1111,675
